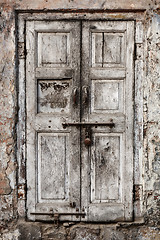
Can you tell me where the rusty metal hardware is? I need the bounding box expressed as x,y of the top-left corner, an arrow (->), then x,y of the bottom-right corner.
84,137 -> 91,146
70,202 -> 76,208
54,213 -> 59,228
30,212 -> 86,217
134,184 -> 143,201
18,184 -> 26,200
31,211 -> 86,227
18,42 -> 26,59
72,87 -> 78,105
82,86 -> 89,105
62,121 -> 115,128
84,127 -> 92,146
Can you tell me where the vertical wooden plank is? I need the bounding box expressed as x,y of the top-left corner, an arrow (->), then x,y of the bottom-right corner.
92,33 -> 103,67
124,21 -> 134,220
17,14 -> 26,218
26,20 -> 36,220
134,21 -> 144,219
81,21 -> 91,221
136,21 -> 143,44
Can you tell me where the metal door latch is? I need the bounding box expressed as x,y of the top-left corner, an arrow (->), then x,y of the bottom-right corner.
18,184 -> 26,200
31,211 -> 86,228
62,121 -> 115,128
84,127 -> 92,146
82,86 -> 89,105
72,87 -> 78,105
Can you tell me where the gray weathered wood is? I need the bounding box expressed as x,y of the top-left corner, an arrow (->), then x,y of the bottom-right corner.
134,21 -> 144,219
123,21 -> 134,220
38,133 -> 69,201
91,134 -> 121,202
17,15 -> 26,218
91,80 -> 124,113
26,20 -> 81,221
25,19 -> 135,222
38,32 -> 69,67
81,20 -> 134,222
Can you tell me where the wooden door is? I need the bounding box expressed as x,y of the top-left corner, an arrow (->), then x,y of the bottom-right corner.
26,20 -> 134,222
26,20 -> 81,221
81,21 -> 134,221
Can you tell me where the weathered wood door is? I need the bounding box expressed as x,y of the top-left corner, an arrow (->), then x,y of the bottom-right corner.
81,21 -> 134,221
26,21 -> 81,221
26,20 -> 134,222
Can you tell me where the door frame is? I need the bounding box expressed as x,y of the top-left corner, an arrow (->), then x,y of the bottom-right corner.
16,11 -> 144,221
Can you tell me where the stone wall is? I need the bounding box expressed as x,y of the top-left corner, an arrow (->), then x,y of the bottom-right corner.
0,0 -> 160,239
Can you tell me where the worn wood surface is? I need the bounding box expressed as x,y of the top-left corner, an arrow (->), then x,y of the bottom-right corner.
81,20 -> 134,221
25,19 -> 135,222
26,20 -> 81,221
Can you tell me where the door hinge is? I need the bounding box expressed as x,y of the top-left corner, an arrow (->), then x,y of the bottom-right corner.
134,43 -> 143,61
134,184 -> 143,201
18,42 -> 26,59
18,184 -> 26,200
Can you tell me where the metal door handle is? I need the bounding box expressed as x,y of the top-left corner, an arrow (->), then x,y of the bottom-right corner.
82,86 -> 89,105
72,87 -> 78,105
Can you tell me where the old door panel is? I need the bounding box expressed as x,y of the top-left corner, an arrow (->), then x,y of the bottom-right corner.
91,133 -> 123,203
81,21 -> 134,221
26,20 -> 81,221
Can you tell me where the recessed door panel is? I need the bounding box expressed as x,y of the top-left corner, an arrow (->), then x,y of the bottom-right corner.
38,133 -> 69,202
91,80 -> 124,113
91,133 -> 121,203
38,32 -> 70,67
37,80 -> 71,113
92,31 -> 125,68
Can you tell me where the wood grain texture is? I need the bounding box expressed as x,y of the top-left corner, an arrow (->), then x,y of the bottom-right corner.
38,133 -> 69,201
91,134 -> 120,202
26,19 -> 134,222
38,33 -> 69,67
91,80 -> 124,113
26,20 -> 81,221
81,20 -> 134,222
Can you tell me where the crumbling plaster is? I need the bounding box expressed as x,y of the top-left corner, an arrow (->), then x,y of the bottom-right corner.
0,0 -> 160,239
